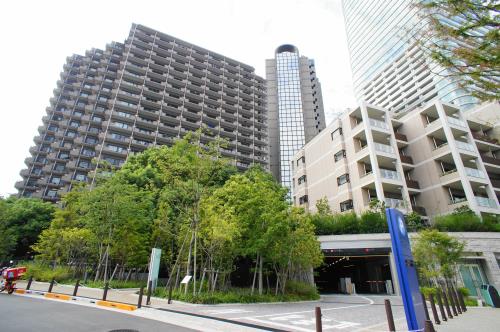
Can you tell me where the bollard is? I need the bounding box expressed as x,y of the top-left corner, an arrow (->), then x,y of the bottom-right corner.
436,291 -> 447,322
424,320 -> 435,332
167,282 -> 173,304
137,286 -> 144,309
384,299 -> 396,332
26,276 -> 33,290
102,282 -> 109,301
429,294 -> 440,325
447,288 -> 458,316
457,289 -> 467,312
441,289 -> 453,319
146,280 -> 152,305
452,289 -> 462,314
73,280 -> 80,297
421,293 -> 431,321
48,278 -> 55,293
315,306 -> 322,332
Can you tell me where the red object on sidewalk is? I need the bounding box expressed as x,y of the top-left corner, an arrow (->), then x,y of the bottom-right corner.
2,267 -> 27,280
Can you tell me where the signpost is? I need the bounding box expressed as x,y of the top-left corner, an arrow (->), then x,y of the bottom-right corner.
386,208 -> 426,331
147,248 -> 162,292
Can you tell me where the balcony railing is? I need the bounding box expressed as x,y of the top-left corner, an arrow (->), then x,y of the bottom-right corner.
374,142 -> 394,154
447,116 -> 467,128
472,132 -> 499,145
455,140 -> 475,152
476,196 -> 496,208
449,197 -> 467,205
464,167 -> 485,179
406,179 -> 420,189
369,118 -> 389,130
380,168 -> 401,180
385,198 -> 405,209
481,155 -> 500,166
394,132 -> 407,141
399,154 -> 413,164
411,205 -> 427,216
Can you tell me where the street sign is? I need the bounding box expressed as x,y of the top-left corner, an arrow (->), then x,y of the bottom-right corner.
147,248 -> 162,292
180,275 -> 192,284
386,208 -> 426,331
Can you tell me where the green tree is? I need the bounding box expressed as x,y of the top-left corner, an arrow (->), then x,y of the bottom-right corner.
417,0 -> 500,100
406,211 -> 427,232
412,229 -> 465,286
0,197 -> 55,260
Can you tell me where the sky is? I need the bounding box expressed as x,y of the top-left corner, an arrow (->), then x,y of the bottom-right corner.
0,0 -> 357,197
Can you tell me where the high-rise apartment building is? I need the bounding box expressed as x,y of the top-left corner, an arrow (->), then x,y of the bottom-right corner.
16,24 -> 267,201
266,45 -> 326,193
292,100 -> 500,218
342,0 -> 478,115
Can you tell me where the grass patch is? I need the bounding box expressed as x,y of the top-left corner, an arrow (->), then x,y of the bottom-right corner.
81,280 -> 146,289
153,281 -> 319,304
20,261 -> 72,282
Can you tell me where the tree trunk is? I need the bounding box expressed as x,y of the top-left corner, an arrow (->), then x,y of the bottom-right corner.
193,229 -> 197,296
125,269 -> 132,282
184,231 -> 195,294
251,255 -> 259,295
198,269 -> 206,294
110,264 -> 119,282
258,256 -> 263,295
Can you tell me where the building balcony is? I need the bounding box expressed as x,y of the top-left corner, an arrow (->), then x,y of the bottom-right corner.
399,154 -> 413,164
491,179 -> 500,189
472,132 -> 499,145
368,118 -> 389,131
446,115 -> 467,129
455,140 -> 476,154
411,205 -> 427,216
374,142 -> 395,155
481,155 -> 500,166
476,196 -> 497,209
380,168 -> 401,181
384,198 -> 405,209
464,167 -> 485,179
405,179 -> 420,189
394,132 -> 407,142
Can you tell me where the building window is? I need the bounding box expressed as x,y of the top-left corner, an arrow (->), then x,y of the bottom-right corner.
85,137 -> 97,144
82,148 -> 96,157
50,177 -> 61,184
296,156 -> 305,166
298,175 -> 307,185
79,160 -> 90,168
331,127 -> 343,140
340,199 -> 353,212
337,173 -> 350,186
58,152 -> 69,160
70,121 -> 80,127
54,163 -> 65,171
46,190 -> 57,198
299,195 -> 309,205
334,150 -> 346,162
66,131 -> 76,137
74,173 -> 87,181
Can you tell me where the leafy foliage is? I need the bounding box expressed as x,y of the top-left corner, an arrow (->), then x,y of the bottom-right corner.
413,229 -> 465,282
433,209 -> 500,232
417,0 -> 500,101
0,197 -> 55,261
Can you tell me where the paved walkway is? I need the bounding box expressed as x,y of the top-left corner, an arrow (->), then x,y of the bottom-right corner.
16,281 -> 500,331
435,307 -> 500,332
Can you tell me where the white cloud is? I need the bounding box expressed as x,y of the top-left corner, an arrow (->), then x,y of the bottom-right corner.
0,0 -> 357,197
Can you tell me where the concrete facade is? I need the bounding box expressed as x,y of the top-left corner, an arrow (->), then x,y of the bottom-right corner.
16,24 -> 268,201
292,100 -> 500,218
319,232 -> 500,296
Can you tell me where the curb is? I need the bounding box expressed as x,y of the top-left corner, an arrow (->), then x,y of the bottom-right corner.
14,289 -> 137,311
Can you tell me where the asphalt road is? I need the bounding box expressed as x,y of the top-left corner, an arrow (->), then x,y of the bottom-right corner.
0,294 -> 196,332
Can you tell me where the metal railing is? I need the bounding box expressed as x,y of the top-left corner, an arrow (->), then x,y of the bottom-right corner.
369,118 -> 389,130
446,116 -> 467,128
380,168 -> 401,180
455,140 -> 475,152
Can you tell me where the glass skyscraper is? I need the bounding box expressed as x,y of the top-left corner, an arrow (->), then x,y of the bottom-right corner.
342,0 -> 477,115
266,45 -> 325,195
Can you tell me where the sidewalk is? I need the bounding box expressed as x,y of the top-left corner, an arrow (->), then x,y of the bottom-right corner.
435,307 -> 500,332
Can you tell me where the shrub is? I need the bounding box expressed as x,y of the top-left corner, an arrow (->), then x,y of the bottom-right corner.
433,212 -> 499,232
152,283 -> 320,304
359,211 -> 387,233
420,286 -> 438,297
458,287 -> 470,297
21,261 -> 72,282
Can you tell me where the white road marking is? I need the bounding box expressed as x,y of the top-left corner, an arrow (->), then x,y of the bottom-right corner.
246,317 -> 316,332
201,308 -> 253,315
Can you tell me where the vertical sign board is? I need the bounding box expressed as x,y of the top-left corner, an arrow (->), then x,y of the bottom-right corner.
147,248 -> 162,292
386,208 -> 426,331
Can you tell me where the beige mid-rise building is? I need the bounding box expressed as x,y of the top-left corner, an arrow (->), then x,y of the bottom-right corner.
292,100 -> 500,219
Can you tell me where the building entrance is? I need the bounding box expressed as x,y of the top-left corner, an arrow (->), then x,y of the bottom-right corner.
315,249 -> 393,294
